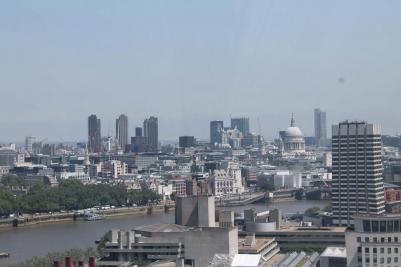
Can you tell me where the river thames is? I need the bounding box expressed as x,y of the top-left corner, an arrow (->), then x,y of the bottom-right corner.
0,199 -> 329,266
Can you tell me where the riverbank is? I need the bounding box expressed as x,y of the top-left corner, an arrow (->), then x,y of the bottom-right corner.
0,205 -> 174,231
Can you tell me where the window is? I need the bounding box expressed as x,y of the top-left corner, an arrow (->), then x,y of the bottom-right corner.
395,237 -> 398,243
372,221 -> 379,232
380,221 -> 387,232
381,248 -> 385,253
381,238 -> 385,243
373,248 -> 377,253
388,248 -> 391,254
388,220 -> 394,232
357,237 -> 361,242
363,220 -> 371,232
387,257 -> 391,263
395,248 -> 398,253
395,257 -> 398,263
380,258 -> 385,264
365,237 -> 370,243
388,237 -> 392,243
373,237 -> 378,242
365,247 -> 369,253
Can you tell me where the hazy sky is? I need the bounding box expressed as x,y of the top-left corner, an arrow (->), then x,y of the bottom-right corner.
1,0 -> 401,142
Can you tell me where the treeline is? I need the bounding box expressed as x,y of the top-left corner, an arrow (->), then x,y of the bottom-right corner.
0,174 -> 161,216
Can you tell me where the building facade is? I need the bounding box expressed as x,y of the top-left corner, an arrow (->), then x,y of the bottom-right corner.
346,215 -> 401,267
231,117 -> 250,135
332,122 -> 385,226
210,120 -> 224,147
314,108 -> 327,146
115,114 -> 128,150
143,116 -> 158,152
88,114 -> 102,153
279,114 -> 305,153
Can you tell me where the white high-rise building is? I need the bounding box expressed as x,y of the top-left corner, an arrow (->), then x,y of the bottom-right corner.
25,136 -> 36,153
332,121 -> 385,227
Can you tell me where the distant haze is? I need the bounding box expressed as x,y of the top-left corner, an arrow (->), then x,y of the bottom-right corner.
1,1 -> 401,142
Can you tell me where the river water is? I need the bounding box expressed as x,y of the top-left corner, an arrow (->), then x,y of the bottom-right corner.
0,200 -> 329,266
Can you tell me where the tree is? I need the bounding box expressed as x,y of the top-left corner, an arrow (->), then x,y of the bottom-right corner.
170,192 -> 177,201
304,207 -> 321,217
1,174 -> 25,186
295,190 -> 303,200
0,186 -> 16,216
323,204 -> 332,212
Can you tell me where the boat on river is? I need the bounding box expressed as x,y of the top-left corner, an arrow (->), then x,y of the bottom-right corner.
0,252 -> 10,258
84,213 -> 105,221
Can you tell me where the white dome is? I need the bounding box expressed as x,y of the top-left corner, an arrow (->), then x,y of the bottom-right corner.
285,126 -> 304,137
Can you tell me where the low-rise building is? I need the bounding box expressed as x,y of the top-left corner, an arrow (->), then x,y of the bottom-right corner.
346,214 -> 401,267
97,224 -> 238,267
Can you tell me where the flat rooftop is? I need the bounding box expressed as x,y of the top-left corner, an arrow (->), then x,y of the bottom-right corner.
238,237 -> 275,253
134,224 -> 188,233
321,246 -> 347,258
274,226 -> 346,233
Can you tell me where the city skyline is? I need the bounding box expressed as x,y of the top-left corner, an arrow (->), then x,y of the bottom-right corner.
1,111 -> 399,143
2,1 -> 401,141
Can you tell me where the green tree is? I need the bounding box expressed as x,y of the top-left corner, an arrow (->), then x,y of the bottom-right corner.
0,186 -> 16,216
1,174 -> 26,186
304,207 -> 321,217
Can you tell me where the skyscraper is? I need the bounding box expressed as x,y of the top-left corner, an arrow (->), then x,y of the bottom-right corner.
25,136 -> 36,153
135,127 -> 143,137
116,114 -> 128,150
210,120 -> 224,147
143,116 -> 158,152
331,121 -> 385,227
231,117 -> 250,135
88,114 -> 101,153
314,109 -> 327,145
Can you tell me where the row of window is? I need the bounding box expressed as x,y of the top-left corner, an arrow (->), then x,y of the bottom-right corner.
363,219 -> 401,233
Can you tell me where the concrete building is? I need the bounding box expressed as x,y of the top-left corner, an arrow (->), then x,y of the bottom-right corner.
237,234 -> 279,262
231,117 -> 250,135
210,120 -> 224,147
244,209 -> 281,232
144,116 -> 158,152
319,247 -> 347,267
346,214 -> 401,267
314,108 -> 327,146
175,195 -> 216,227
98,224 -> 238,267
219,210 -> 235,228
88,114 -> 102,153
332,121 -> 385,227
254,225 -> 346,250
115,114 -> 128,150
279,114 -> 305,153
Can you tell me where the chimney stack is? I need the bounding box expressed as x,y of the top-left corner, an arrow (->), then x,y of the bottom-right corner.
78,261 -> 84,267
89,257 -> 96,267
53,261 -> 61,267
65,257 -> 73,267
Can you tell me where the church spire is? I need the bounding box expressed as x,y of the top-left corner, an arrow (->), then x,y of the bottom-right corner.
290,113 -> 295,127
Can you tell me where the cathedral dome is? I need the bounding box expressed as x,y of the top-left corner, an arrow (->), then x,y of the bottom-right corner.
285,126 -> 304,138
